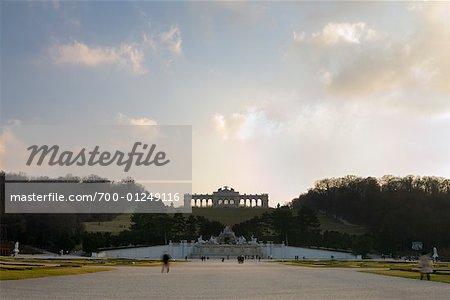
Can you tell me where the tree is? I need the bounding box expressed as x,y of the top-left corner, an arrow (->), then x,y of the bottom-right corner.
297,206 -> 320,233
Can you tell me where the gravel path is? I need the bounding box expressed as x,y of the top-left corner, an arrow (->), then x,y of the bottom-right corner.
1,260 -> 449,299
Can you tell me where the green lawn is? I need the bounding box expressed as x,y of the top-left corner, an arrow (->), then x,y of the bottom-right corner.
317,214 -> 368,235
0,257 -> 168,280
362,269 -> 450,284
83,213 -> 132,234
284,260 -> 450,284
0,265 -> 115,280
82,209 -> 368,235
283,260 -> 450,269
191,207 -> 272,226
83,208 -> 274,232
0,257 -> 162,267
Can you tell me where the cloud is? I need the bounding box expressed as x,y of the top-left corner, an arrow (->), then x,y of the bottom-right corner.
117,113 -> 158,125
294,22 -> 381,45
213,109 -> 282,141
48,20 -> 183,74
0,120 -> 23,170
0,133 -> 4,169
286,3 -> 449,114
50,41 -> 148,75
143,33 -> 158,52
326,5 -> 449,100
160,26 -> 182,56
293,31 -> 306,42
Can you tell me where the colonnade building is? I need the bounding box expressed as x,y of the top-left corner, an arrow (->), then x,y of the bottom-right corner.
184,186 -> 269,208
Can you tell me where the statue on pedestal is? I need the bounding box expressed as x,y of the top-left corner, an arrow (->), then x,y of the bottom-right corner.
197,235 -> 205,244
208,236 -> 218,244
433,247 -> 439,262
237,236 -> 247,245
13,241 -> 19,257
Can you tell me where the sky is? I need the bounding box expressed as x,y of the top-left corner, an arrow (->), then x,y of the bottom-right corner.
1,1 -> 449,206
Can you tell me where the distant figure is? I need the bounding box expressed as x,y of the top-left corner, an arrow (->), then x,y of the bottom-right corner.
221,257 -> 225,262
13,242 -> 19,257
432,247 -> 439,262
238,255 -> 244,264
418,253 -> 433,280
161,253 -> 171,273
185,256 -> 188,261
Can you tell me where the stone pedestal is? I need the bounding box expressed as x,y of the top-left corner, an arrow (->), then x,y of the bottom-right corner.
191,244 -> 262,258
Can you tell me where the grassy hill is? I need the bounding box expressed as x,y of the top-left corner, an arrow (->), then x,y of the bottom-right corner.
191,207 -> 272,226
83,208 -> 368,235
83,214 -> 132,234
317,213 -> 368,235
83,208 -> 271,233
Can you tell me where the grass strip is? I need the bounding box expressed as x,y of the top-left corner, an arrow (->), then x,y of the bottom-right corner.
361,269 -> 450,284
0,265 -> 115,280
0,257 -> 161,267
282,260 -> 450,269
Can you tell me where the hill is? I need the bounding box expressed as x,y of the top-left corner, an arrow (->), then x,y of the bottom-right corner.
317,213 -> 368,235
83,208 -> 271,233
292,175 -> 450,256
84,214 -> 132,234
191,207 -> 272,226
83,208 -> 368,235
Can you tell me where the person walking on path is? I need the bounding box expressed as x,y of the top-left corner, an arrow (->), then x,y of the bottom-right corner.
418,252 -> 433,280
161,253 -> 171,273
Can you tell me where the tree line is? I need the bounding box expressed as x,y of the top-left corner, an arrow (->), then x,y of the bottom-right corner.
82,214 -> 223,253
2,172 -> 449,258
291,175 -> 450,257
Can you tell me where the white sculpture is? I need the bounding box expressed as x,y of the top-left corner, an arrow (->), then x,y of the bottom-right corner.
209,236 -> 218,244
433,247 -> 439,261
13,241 -> 19,257
197,235 -> 205,244
237,236 -> 247,245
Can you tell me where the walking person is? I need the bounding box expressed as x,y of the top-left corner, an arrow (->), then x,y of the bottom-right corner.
418,252 -> 433,280
161,252 -> 171,273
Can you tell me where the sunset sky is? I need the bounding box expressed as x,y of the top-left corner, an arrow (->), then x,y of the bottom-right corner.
1,1 -> 449,206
